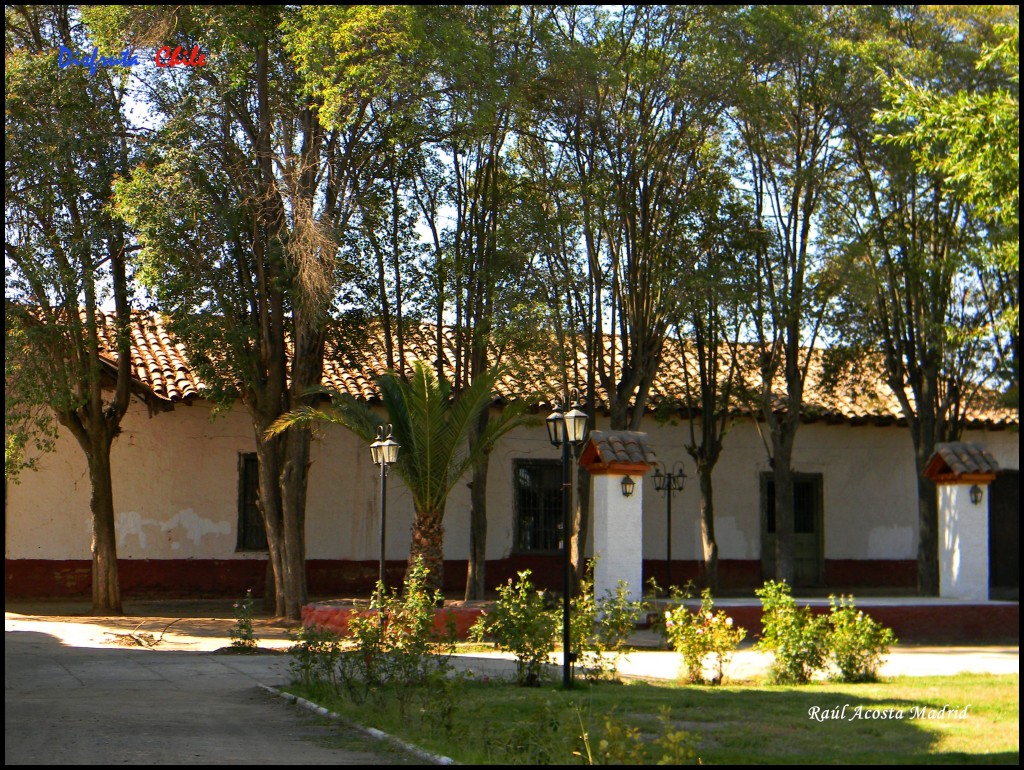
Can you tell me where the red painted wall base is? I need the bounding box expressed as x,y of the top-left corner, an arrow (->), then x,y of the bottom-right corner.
0,556 -> 929,599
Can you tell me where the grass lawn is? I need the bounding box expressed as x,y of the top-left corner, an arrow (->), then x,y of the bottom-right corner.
286,671 -> 1019,764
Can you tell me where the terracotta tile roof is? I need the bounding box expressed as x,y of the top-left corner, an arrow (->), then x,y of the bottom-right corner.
95,311 -> 205,401
96,312 -> 1017,428
924,442 -> 1002,481
584,431 -> 659,466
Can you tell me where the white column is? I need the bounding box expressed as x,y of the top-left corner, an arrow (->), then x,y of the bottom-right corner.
938,483 -> 990,601
592,473 -> 643,605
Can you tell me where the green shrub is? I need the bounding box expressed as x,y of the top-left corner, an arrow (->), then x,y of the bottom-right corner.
571,561 -> 644,682
336,557 -> 455,712
661,586 -> 746,684
289,624 -> 344,688
827,594 -> 897,682
229,588 -> 258,652
755,580 -> 829,684
471,570 -> 558,686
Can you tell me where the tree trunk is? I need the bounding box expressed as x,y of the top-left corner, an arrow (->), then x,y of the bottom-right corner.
254,432 -> 287,616
465,412 -> 491,600
906,380 -> 941,597
697,461 -> 719,594
916,472 -> 939,596
280,427 -> 311,619
87,437 -> 122,615
409,507 -> 445,596
910,415 -> 940,596
772,433 -> 796,584
570,466 -> 591,595
465,461 -> 489,600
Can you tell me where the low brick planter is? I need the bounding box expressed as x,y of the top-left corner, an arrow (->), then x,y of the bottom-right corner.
302,601 -> 489,640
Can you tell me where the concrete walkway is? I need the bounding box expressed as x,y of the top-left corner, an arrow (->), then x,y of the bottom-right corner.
6,606 -> 1018,682
4,612 -> 424,765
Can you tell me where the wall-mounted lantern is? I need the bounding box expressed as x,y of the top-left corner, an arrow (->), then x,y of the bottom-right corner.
620,475 -> 636,498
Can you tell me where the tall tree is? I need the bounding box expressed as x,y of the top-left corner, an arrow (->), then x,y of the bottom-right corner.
276,5 -> 547,597
565,5 -> 733,431
413,5 -> 551,598
5,5 -> 138,614
876,11 -> 1019,411
729,5 -> 857,584
671,191 -> 758,593
836,6 -> 1016,594
534,5 -> 734,587
110,5 -> 399,618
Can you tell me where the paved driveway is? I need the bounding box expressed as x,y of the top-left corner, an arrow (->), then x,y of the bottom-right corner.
4,623 -> 422,765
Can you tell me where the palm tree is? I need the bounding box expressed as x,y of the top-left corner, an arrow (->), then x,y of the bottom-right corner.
268,359 -> 528,592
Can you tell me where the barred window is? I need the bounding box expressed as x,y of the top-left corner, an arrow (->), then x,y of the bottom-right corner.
513,460 -> 562,553
237,453 -> 267,551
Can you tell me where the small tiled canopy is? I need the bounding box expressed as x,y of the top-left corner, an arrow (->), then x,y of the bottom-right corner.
578,430 -> 658,475
923,442 -> 1001,484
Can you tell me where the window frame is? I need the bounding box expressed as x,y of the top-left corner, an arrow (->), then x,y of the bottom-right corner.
512,458 -> 563,555
236,452 -> 268,552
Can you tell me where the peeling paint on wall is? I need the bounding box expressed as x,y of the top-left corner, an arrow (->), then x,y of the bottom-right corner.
117,511 -> 151,550
162,508 -> 231,545
116,508 -> 230,554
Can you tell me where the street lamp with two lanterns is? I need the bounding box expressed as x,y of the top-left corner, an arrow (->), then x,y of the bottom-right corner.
652,461 -> 686,590
545,391 -> 589,689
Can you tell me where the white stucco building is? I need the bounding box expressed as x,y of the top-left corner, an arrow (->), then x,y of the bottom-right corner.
5,314 -> 1019,599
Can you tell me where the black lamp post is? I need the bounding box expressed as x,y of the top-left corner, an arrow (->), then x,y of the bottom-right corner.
369,424 -> 400,589
652,461 -> 686,589
545,390 -> 588,689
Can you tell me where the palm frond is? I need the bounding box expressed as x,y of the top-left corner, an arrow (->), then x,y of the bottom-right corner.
266,360 -> 531,518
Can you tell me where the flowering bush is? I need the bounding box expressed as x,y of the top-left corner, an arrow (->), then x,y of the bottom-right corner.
827,594 -> 896,682
662,588 -> 746,684
230,588 -> 259,651
755,580 -> 830,684
471,570 -> 558,686
289,624 -> 343,688
756,582 -> 897,685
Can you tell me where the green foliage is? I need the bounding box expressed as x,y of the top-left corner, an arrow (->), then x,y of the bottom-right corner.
229,589 -> 259,651
661,586 -> 747,685
289,624 -> 344,689
471,570 -> 558,686
273,361 -> 525,515
571,561 -> 644,682
755,580 -> 830,685
827,595 -> 897,682
756,582 -> 897,684
575,706 -> 699,766
873,11 -> 1019,404
877,16 -> 1018,232
337,557 -> 455,713
284,5 -> 428,132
